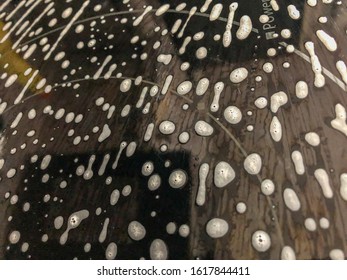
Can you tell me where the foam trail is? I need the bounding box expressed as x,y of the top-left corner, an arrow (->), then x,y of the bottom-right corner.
12,2 -> 54,49
44,0 -> 90,61
14,70 -> 39,104
0,0 -> 12,13
1,0 -> 43,44
5,0 -> 25,21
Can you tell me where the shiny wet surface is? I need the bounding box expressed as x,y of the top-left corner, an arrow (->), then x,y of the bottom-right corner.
0,0 -> 347,260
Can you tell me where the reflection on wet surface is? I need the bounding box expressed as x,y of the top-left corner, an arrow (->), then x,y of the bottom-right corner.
0,0 -> 347,260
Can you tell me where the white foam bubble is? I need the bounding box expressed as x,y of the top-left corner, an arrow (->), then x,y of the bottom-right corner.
304,218 -> 317,231
336,60 -> 347,85
252,230 -> 271,252
287,5 -> 300,20
150,239 -> 168,260
267,48 -> 277,57
178,224 -> 190,237
316,30 -> 337,52
126,142 -> 137,157
144,123 -> 154,142
270,116 -> 282,142
236,202 -> 247,214
214,161 -> 235,188
179,36 -> 191,54
329,249 -> 345,260
10,112 -> 23,128
169,169 -> 187,189
291,150 -> 305,175
305,132 -> 320,146
244,153 -> 262,175
206,218 -> 229,238
281,29 -> 291,39
196,163 -> 209,206
236,15 -> 252,40
270,0 -> 279,11
5,74 -> 18,88
196,78 -> 210,96
295,81 -> 308,99
159,120 -> 176,135
166,222 -> 177,234
261,179 -> 275,195
224,106 -> 242,124
141,166 -> 157,187
194,120 -> 214,136
133,6 -> 152,26
193,31 -> 205,41
177,6 -> 197,38
270,91 -> 288,113
7,168 -> 16,178
110,189 -> 120,206
54,216 -> 64,230
223,3 -> 238,47
60,209 -> 89,245
161,75 -> 173,95
177,81 -> 192,95
142,161 -> 154,176
210,82 -> 224,112
259,15 -> 269,23
200,0 -> 212,13
105,242 -> 117,260
40,155 -> 51,170
209,3 -> 222,21
178,132 -> 190,144
98,124 -> 111,142
318,16 -> 327,23
314,169 -> 333,198
281,246 -> 296,260
120,78 -> 132,93
254,97 -> 268,109
229,67 -> 248,83
283,188 -> 301,211
128,221 -> 146,241
155,4 -> 170,16
340,173 -> 347,201
9,230 -> 21,244
196,46 -> 208,59
157,54 -> 172,65
319,217 -> 330,229
263,62 -> 273,73
304,41 -> 325,87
